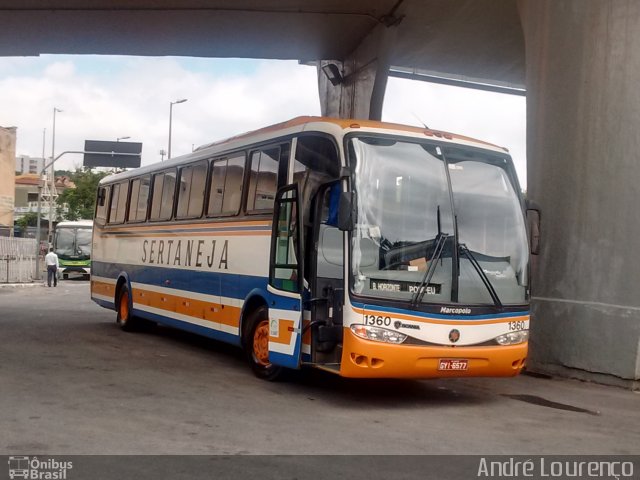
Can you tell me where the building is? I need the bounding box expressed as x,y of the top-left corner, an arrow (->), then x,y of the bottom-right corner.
15,155 -> 45,175
14,174 -> 73,225
0,126 -> 17,235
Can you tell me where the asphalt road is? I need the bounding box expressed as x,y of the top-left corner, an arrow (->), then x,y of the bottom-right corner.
1,281 -> 638,456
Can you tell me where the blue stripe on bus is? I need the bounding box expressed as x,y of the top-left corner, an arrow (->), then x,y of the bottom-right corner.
350,301 -> 529,321
93,298 -> 115,310
92,261 -> 267,300
132,308 -> 242,347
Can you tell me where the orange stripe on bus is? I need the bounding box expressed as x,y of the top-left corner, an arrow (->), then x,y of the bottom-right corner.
132,287 -> 241,327
101,230 -> 270,238
91,280 -> 116,299
351,307 -> 529,326
269,319 -> 294,345
103,220 -> 270,232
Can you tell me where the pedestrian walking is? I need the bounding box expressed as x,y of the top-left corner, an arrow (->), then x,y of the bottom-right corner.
45,247 -> 59,287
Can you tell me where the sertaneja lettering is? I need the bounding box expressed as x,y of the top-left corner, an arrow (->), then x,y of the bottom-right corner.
166,239 -> 174,261
157,240 -> 165,264
141,240 -> 148,262
173,240 -> 181,266
207,240 -> 217,268
149,240 -> 156,263
219,240 -> 228,269
196,240 -> 205,267
185,240 -> 194,266
141,238 -> 229,270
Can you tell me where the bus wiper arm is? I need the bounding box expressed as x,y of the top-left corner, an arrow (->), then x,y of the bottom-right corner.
410,233 -> 449,306
459,243 -> 503,309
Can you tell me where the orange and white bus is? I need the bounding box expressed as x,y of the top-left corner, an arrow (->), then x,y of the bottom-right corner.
91,116 -> 532,380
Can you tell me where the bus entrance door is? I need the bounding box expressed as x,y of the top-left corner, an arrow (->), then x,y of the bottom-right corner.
267,185 -> 304,369
308,183 -> 344,367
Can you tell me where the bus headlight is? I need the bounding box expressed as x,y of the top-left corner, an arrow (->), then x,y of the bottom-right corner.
495,330 -> 529,345
351,324 -> 407,344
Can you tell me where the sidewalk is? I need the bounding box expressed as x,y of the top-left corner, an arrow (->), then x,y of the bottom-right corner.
0,268 -> 48,288
0,280 -> 44,288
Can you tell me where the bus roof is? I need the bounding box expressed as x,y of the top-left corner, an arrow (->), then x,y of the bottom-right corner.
56,220 -> 93,228
100,116 -> 509,185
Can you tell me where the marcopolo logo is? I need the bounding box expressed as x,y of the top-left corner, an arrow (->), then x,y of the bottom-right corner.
8,456 -> 73,480
440,306 -> 472,315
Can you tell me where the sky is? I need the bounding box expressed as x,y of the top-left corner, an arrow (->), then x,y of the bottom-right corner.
0,55 -> 527,186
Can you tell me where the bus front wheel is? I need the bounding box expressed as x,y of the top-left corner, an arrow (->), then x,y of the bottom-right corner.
116,284 -> 144,332
245,306 -> 284,381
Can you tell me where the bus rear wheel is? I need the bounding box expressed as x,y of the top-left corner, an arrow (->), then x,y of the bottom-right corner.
245,306 -> 283,381
116,284 -> 144,332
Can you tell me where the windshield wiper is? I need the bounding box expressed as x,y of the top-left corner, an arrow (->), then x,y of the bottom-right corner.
410,232 -> 449,306
458,243 -> 503,309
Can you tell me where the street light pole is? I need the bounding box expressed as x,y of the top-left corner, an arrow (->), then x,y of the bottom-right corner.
168,98 -> 187,160
49,107 -> 62,244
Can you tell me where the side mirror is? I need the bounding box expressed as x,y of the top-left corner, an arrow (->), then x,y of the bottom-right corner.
526,200 -> 541,256
337,191 -> 355,232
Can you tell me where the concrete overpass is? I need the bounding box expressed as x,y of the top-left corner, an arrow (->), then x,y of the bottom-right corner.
1,0 -> 638,387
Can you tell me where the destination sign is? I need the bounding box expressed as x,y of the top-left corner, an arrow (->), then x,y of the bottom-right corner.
370,279 -> 441,295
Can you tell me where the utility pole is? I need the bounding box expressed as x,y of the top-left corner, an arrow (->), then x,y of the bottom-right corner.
49,107 -> 62,244
35,128 -> 46,280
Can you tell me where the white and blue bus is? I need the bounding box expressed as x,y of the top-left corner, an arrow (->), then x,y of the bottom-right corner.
91,117 -> 533,380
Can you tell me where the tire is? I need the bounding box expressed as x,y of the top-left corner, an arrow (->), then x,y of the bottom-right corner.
116,284 -> 142,332
245,306 -> 284,381
63,273 -> 68,280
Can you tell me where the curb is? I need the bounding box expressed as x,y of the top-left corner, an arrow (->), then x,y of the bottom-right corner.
0,282 -> 45,288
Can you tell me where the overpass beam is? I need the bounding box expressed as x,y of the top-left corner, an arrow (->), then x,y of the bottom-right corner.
520,0 -> 640,387
317,22 -> 398,120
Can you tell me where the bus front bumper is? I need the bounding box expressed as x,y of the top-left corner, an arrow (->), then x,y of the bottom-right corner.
60,266 -> 91,275
339,328 -> 527,379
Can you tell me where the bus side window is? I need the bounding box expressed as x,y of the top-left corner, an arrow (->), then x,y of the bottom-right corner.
128,179 -> 141,222
150,170 -> 177,221
135,176 -> 151,222
127,176 -> 151,223
114,181 -> 129,224
159,171 -> 177,220
207,154 -> 245,217
108,183 -> 120,224
247,147 -> 280,212
95,186 -> 109,225
149,174 -> 164,221
107,182 -> 128,225
177,161 -> 208,219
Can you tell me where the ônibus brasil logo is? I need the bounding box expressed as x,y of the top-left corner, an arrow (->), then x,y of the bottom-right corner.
8,456 -> 73,480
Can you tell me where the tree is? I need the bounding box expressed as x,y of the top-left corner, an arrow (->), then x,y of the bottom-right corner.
54,169 -> 74,178
57,169 -> 109,220
16,212 -> 43,230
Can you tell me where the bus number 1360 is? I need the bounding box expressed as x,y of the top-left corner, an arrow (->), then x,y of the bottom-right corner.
365,315 -> 392,326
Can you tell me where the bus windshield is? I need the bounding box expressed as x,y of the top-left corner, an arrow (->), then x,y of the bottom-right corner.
349,136 -> 529,306
55,227 -> 92,259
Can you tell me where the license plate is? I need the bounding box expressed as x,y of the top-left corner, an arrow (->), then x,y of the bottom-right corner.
438,359 -> 468,371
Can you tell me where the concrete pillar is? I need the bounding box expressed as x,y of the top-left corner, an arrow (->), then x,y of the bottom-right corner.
519,0 -> 640,387
317,22 -> 398,120
0,127 -> 17,233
